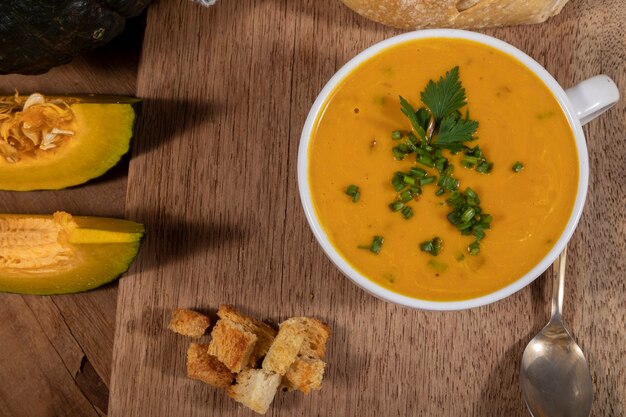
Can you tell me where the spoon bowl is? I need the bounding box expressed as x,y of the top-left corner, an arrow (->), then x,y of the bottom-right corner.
520,250 -> 593,417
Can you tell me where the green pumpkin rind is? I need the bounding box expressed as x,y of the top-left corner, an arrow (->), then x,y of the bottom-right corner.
0,0 -> 151,75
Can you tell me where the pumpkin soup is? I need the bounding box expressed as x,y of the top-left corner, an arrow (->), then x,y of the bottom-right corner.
308,38 -> 578,301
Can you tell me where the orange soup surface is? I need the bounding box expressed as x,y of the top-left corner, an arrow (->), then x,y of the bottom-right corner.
308,38 -> 579,301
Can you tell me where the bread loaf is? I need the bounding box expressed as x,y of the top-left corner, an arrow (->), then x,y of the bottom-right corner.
340,0 -> 570,29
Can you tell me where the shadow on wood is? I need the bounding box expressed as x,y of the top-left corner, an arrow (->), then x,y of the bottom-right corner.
125,208 -> 248,274
477,272 -> 549,416
130,98 -> 222,157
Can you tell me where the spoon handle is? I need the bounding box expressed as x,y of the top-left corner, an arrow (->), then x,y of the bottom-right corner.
551,249 -> 567,318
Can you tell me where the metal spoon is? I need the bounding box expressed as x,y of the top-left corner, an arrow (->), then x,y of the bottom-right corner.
520,249 -> 593,417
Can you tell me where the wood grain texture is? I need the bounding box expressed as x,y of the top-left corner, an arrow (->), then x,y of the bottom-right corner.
110,0 -> 625,416
0,19 -> 143,417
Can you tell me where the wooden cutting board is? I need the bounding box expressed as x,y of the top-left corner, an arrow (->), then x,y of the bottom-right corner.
109,0 -> 626,416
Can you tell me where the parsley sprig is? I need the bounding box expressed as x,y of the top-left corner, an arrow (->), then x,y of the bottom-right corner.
398,66 -> 480,151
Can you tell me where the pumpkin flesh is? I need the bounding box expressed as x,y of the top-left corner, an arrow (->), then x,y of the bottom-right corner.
0,95 -> 138,191
0,212 -> 144,295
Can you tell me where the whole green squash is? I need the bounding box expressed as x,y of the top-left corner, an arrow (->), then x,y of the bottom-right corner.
0,0 -> 151,75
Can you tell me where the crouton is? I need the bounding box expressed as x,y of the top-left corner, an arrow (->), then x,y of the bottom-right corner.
228,368 -> 281,414
262,324 -> 305,375
217,305 -> 277,366
283,357 -> 325,394
186,343 -> 234,388
280,317 -> 331,359
208,319 -> 258,373
168,309 -> 211,338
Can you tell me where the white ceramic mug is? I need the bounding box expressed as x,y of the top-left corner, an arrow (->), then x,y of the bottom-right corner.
297,29 -> 620,311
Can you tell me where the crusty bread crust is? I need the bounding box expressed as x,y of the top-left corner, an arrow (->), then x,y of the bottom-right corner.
167,309 -> 210,338
340,0 -> 570,29
186,343 -> 234,388
208,319 -> 258,373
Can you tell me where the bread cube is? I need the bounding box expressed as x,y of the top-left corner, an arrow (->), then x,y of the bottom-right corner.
281,317 -> 330,359
208,319 -> 258,373
217,305 -> 277,366
186,343 -> 234,388
228,368 -> 281,414
283,357 -> 325,394
262,324 -> 304,375
168,308 -> 211,338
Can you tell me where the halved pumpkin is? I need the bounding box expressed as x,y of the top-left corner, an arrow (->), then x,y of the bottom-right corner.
0,211 -> 144,294
0,94 -> 139,191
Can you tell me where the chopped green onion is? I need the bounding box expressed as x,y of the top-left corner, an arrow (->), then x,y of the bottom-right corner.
403,175 -> 416,185
371,236 -> 384,254
410,186 -> 422,195
465,188 -> 478,201
438,175 -> 459,191
359,236 -> 384,254
345,185 -> 360,202
400,190 -> 413,202
389,201 -> 404,212
419,176 -> 436,186
392,147 -> 406,160
420,237 -> 443,256
462,146 -> 493,174
473,227 -> 486,241
461,207 -> 475,223
401,206 -> 414,219
392,173 -> 405,192
414,147 -> 431,157
404,139 -> 418,152
462,155 -> 480,165
409,167 -> 427,178
476,162 -> 493,173
417,154 -> 435,168
457,221 -> 473,231
435,158 -> 448,172
468,241 -> 480,256
512,161 -> 524,172
391,130 -> 403,140
397,143 -> 410,153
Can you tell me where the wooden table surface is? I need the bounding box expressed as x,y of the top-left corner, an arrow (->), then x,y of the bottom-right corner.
1,1 -> 624,416
0,22 -> 143,417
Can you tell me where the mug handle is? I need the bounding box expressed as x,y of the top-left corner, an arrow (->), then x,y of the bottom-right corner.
565,75 -> 620,126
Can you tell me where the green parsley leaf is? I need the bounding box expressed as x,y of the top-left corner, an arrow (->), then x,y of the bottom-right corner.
433,114 -> 478,152
420,66 -> 467,122
415,108 -> 431,131
399,96 -> 427,141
